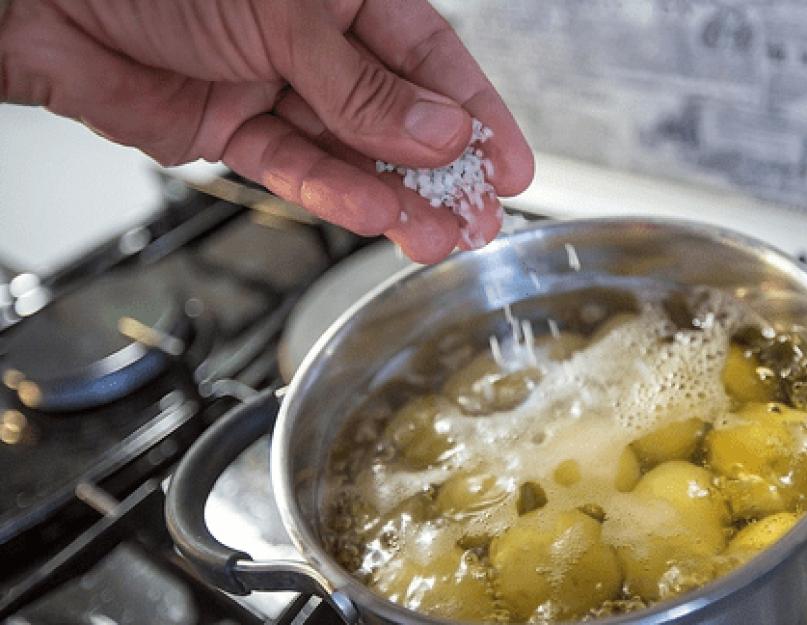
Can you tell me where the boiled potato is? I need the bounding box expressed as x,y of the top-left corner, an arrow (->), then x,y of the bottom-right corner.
722,344 -> 777,403
725,512 -> 800,556
442,354 -> 539,415
631,418 -> 706,468
615,446 -> 641,492
384,395 -> 454,468
618,461 -> 728,600
706,416 -> 793,481
607,492 -> 722,601
553,459 -> 582,487
738,402 -> 807,426
534,331 -> 588,361
706,410 -> 805,518
633,461 -> 729,549
435,472 -> 507,516
718,474 -> 788,520
490,509 -> 621,621
374,546 -> 495,621
590,313 -> 638,345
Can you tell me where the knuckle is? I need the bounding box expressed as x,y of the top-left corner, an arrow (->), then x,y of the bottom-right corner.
399,23 -> 453,77
337,59 -> 399,135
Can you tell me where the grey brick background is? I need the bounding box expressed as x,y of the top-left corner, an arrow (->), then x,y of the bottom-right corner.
433,1 -> 807,210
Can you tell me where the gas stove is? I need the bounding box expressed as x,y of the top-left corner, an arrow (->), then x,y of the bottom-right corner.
0,178 -> 370,625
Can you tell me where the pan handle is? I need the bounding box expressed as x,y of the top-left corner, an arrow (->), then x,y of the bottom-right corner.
164,388 -> 358,624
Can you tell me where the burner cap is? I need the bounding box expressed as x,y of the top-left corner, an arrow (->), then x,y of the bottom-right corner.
1,268 -> 189,412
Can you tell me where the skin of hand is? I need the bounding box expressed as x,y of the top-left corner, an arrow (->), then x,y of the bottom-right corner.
0,0 -> 534,263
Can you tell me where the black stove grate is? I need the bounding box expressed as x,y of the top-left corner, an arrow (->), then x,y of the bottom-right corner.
0,176 -> 377,624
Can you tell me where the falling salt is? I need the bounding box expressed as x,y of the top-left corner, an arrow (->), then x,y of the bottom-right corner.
565,243 -> 581,272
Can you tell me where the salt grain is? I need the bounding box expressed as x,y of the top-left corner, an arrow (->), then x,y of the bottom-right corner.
376,118 -> 496,235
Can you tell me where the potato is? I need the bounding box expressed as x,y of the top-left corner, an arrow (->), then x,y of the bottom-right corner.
606,491 -> 722,601
631,418 -> 706,468
726,512 -> 800,557
718,474 -> 788,521
590,313 -> 638,345
615,446 -> 641,492
553,459 -> 582,487
722,344 -> 777,403
617,462 -> 728,600
534,331 -> 588,361
490,509 -> 621,621
706,410 -> 806,518
384,395 -> 454,468
633,461 -> 729,549
738,402 -> 807,426
373,546 -> 495,621
435,472 -> 507,516
442,354 -> 539,415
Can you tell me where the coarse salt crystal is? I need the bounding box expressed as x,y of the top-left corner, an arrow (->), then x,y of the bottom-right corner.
376,119 -> 496,244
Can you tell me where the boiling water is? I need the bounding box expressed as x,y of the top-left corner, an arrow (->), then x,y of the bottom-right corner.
321,287 -> 776,621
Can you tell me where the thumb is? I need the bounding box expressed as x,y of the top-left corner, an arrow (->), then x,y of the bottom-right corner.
282,3 -> 471,168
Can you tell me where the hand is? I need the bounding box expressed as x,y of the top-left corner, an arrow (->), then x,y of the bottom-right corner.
0,0 -> 533,262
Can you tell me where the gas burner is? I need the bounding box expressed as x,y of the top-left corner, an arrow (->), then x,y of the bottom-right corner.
1,268 -> 191,412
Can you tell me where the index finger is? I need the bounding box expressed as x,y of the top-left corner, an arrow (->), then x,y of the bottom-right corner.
351,0 -> 534,197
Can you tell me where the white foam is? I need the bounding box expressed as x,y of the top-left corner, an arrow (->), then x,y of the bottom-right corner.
353,291 -> 742,512
339,290 -> 750,592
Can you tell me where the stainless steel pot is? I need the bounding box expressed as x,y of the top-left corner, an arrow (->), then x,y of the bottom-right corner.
166,218 -> 807,625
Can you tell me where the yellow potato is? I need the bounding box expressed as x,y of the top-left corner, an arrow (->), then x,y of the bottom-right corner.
442,354 -> 540,415
606,492 -> 722,601
718,474 -> 788,521
725,512 -> 800,557
590,313 -> 638,345
384,395 -> 454,468
634,461 -> 729,549
631,418 -> 706,467
707,407 -> 807,519
373,547 -> 495,621
706,418 -> 793,480
722,344 -> 777,403
553,459 -> 582,487
738,402 -> 807,426
615,446 -> 641,492
534,331 -> 588,361
490,509 -> 622,621
435,472 -> 507,516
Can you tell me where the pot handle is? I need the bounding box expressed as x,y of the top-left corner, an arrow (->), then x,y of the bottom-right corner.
165,388 -> 358,624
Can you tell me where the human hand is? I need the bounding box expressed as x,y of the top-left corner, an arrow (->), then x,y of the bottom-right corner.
0,0 -> 533,262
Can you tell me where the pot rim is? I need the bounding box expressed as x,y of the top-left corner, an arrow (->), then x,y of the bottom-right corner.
271,216 -> 807,625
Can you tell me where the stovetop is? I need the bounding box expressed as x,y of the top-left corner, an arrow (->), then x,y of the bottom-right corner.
0,177 -> 371,625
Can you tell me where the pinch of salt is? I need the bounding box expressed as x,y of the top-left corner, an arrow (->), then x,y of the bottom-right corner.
375,118 -> 495,237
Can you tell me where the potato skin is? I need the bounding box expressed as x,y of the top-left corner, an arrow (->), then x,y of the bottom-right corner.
614,461 -> 730,600
631,418 -> 706,468
442,354 -> 540,415
615,446 -> 641,492
435,472 -> 507,516
490,509 -> 622,621
726,512 -> 800,557
706,403 -> 807,519
373,546 -> 495,621
722,344 -> 777,403
384,395 -> 454,468
634,461 -> 729,535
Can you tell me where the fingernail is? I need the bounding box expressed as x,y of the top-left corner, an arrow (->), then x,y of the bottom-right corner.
404,100 -> 467,150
